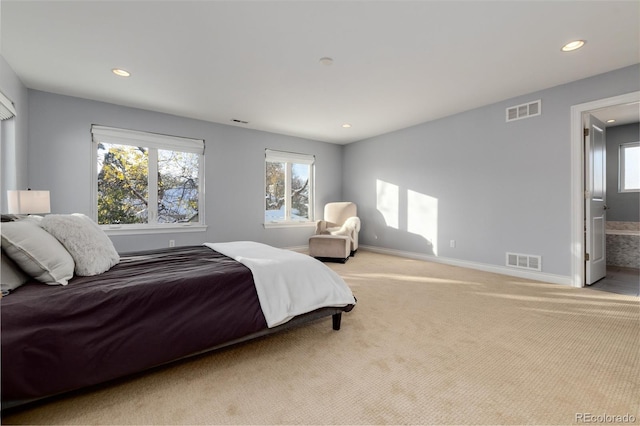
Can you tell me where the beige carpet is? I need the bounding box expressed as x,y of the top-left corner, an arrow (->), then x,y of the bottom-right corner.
3,250 -> 639,425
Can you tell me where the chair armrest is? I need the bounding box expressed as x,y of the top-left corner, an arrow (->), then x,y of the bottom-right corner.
315,220 -> 328,234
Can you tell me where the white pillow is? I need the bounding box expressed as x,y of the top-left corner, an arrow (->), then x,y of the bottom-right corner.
1,220 -> 75,285
1,249 -> 31,294
40,214 -> 120,276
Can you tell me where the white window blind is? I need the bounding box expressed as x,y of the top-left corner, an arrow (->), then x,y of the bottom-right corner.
265,149 -> 315,165
0,90 -> 17,121
91,125 -> 204,154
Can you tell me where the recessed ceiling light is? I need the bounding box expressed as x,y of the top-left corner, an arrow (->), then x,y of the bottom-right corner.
112,68 -> 131,77
607,119 -> 616,123
342,123 -> 351,128
319,57 -> 334,66
561,40 -> 585,52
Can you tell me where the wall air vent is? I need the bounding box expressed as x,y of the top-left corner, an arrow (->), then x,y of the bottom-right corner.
506,100 -> 541,122
506,252 -> 542,271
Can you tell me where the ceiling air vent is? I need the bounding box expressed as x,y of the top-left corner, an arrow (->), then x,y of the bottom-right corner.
506,100 -> 541,122
506,252 -> 542,271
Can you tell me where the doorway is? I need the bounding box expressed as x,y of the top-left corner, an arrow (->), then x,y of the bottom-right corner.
570,91 -> 640,289
589,266 -> 640,297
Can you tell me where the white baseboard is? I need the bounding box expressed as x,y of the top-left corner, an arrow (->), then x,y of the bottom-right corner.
360,245 -> 573,286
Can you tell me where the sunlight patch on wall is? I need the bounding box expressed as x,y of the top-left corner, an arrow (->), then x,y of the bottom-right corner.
407,190 -> 438,255
376,179 -> 399,229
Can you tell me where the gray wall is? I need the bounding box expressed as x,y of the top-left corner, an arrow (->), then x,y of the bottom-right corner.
342,64 -> 640,277
606,122 -> 640,222
0,55 -> 29,211
26,90 -> 344,252
7,57 -> 640,277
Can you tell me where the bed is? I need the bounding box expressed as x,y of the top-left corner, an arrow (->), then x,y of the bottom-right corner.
1,217 -> 356,409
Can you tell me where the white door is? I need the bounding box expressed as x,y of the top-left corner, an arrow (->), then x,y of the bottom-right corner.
585,114 -> 607,285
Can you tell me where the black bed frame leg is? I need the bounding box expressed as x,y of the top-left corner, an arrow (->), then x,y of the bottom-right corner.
332,313 -> 342,330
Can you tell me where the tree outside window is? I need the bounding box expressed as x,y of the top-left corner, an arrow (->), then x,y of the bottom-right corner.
97,144 -> 149,224
265,150 -> 314,223
92,126 -> 204,228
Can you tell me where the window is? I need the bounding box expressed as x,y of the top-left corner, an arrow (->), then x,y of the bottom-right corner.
619,142 -> 639,192
1,90 -> 17,204
91,125 -> 205,233
0,90 -> 17,120
265,149 -> 314,226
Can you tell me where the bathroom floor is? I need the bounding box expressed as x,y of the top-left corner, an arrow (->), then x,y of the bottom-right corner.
588,266 -> 640,297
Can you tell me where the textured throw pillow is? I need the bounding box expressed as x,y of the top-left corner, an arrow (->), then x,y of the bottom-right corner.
1,249 -> 31,295
1,220 -> 75,285
40,214 -> 120,276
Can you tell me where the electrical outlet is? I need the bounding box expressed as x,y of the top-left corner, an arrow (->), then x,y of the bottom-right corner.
169,240 -> 175,247
450,240 -> 456,248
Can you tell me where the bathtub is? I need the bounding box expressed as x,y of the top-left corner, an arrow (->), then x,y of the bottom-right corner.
606,229 -> 640,236
606,222 -> 639,269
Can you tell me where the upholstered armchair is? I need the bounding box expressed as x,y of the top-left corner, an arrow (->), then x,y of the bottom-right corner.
309,202 -> 360,262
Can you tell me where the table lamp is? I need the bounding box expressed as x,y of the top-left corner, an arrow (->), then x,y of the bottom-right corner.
7,189 -> 51,215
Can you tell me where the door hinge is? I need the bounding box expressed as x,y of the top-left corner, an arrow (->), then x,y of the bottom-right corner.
584,128 -> 589,137
585,253 -> 590,261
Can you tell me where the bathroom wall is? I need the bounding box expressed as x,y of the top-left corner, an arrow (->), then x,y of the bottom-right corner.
606,122 -> 639,222
605,122 -> 639,268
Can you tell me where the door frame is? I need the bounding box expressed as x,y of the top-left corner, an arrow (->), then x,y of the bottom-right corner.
570,91 -> 640,288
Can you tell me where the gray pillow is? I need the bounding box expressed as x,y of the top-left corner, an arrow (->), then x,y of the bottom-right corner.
1,220 -> 75,285
1,249 -> 30,295
40,213 -> 120,276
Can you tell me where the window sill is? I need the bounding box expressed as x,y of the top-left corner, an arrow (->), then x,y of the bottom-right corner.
102,224 -> 208,236
263,221 -> 316,229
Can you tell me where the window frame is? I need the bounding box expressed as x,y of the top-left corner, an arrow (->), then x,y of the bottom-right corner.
264,149 -> 315,228
91,125 -> 207,235
619,141 -> 640,193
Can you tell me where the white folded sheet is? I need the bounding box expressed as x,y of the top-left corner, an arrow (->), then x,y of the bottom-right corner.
204,241 -> 356,327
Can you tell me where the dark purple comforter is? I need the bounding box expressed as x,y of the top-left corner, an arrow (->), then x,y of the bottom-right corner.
1,246 -> 267,402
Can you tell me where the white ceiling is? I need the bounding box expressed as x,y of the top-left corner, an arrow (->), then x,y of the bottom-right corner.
591,101 -> 640,128
1,1 -> 638,144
